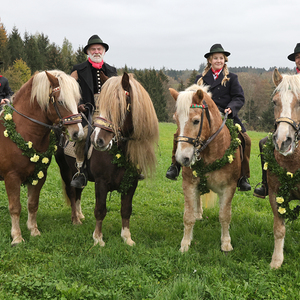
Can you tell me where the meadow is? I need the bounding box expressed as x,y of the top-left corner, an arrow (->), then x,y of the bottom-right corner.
0,123 -> 300,299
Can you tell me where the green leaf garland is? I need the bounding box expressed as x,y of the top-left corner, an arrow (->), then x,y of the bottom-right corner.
191,119 -> 241,195
2,105 -> 57,186
109,143 -> 139,195
262,133 -> 300,221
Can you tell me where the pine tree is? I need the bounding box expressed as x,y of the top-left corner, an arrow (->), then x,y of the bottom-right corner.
7,26 -> 24,64
45,43 -> 65,71
74,46 -> 86,65
0,19 -> 9,68
24,32 -> 41,73
36,33 -> 50,71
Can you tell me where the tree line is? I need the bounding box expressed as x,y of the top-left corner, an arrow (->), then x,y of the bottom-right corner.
0,20 -> 296,130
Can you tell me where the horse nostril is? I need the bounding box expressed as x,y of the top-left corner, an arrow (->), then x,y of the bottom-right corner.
183,157 -> 190,166
97,138 -> 104,147
73,132 -> 78,140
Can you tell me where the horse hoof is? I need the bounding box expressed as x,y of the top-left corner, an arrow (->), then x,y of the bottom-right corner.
11,236 -> 25,246
125,238 -> 136,246
30,228 -> 41,237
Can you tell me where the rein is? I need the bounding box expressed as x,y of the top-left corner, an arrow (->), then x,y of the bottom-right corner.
176,100 -> 228,155
5,87 -> 82,131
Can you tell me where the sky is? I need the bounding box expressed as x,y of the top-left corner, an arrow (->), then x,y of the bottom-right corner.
1,0 -> 300,71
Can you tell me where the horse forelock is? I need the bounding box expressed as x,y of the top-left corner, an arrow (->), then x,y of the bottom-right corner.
31,70 -> 81,113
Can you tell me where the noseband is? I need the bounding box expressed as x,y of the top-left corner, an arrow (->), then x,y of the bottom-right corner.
176,100 -> 228,155
274,116 -> 300,144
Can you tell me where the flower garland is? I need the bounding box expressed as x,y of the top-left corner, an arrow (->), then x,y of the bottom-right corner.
2,105 -> 57,186
109,143 -> 139,195
191,119 -> 241,195
262,133 -> 300,222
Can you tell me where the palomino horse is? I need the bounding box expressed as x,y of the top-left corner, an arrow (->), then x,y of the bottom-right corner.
0,70 -> 84,245
55,72 -> 159,246
169,84 -> 241,253
265,69 -> 300,268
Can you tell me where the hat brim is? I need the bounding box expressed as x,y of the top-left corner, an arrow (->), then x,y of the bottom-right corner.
84,43 -> 109,54
288,53 -> 295,61
204,51 -> 230,58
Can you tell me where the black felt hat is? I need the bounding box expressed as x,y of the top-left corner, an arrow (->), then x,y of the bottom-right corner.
83,35 -> 109,54
287,43 -> 300,61
204,44 -> 230,58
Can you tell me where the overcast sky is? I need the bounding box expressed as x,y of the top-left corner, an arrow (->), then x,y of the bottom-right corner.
1,0 -> 299,71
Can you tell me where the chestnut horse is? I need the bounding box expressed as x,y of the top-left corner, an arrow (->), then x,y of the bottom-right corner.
266,69 -> 300,268
169,84 -> 241,253
0,70 -> 83,245
55,72 -> 159,246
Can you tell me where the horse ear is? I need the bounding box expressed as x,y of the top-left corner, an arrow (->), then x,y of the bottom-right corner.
100,70 -> 109,84
273,68 -> 283,87
45,71 -> 59,88
195,89 -> 204,104
121,72 -> 130,92
169,88 -> 179,101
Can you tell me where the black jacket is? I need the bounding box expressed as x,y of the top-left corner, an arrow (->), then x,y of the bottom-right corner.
71,60 -> 117,108
0,76 -> 13,101
195,69 -> 246,132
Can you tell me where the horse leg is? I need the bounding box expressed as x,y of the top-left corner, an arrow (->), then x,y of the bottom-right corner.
218,188 -> 234,252
5,177 -> 24,245
93,180 -> 107,247
180,181 -> 198,252
27,179 -> 46,237
195,195 -> 203,220
75,189 -> 85,220
269,192 -> 285,269
120,184 -> 137,246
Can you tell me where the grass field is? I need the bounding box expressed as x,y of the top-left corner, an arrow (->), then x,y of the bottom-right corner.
0,123 -> 300,299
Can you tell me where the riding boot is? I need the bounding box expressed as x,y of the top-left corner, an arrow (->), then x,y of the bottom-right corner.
70,166 -> 88,189
166,162 -> 181,180
237,132 -> 251,191
238,176 -> 251,191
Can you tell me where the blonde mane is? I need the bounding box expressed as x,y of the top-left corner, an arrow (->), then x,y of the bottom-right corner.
97,74 -> 159,177
30,70 -> 81,112
275,73 -> 300,97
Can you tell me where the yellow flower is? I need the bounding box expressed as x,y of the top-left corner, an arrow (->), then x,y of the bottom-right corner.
37,171 -> 44,179
286,172 -> 293,178
116,154 -> 121,159
228,155 -> 234,163
30,154 -> 40,162
27,141 -> 33,149
276,197 -> 284,204
192,170 -> 198,177
42,157 -> 49,164
32,180 -> 38,186
263,162 -> 268,170
54,145 -> 58,151
278,207 -> 286,214
235,123 -> 242,132
4,113 -> 12,120
3,130 -> 8,137
236,138 -> 241,144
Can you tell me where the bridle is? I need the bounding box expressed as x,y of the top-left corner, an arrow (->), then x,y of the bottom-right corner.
274,116 -> 300,144
176,100 -> 228,157
5,86 -> 82,131
93,90 -> 133,143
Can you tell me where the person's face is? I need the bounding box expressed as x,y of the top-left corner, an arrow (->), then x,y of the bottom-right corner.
87,44 -> 106,62
209,53 -> 225,71
295,53 -> 300,70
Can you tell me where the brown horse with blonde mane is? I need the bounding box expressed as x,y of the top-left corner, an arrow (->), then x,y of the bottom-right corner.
169,84 -> 241,253
0,70 -> 83,245
266,69 -> 300,268
55,72 -> 159,246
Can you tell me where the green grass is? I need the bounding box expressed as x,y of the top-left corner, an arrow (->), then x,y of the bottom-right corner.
1,124 -> 300,299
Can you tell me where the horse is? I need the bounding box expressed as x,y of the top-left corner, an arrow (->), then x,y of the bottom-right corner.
265,68 -> 300,268
55,72 -> 159,246
169,84 -> 242,253
0,70 -> 84,245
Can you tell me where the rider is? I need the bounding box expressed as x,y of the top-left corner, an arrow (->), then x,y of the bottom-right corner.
0,61 -> 14,107
166,44 -> 251,192
253,43 -> 300,198
70,35 -> 117,189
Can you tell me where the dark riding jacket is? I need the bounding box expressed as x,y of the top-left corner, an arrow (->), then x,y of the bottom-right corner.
0,75 -> 13,101
195,69 -> 246,132
71,60 -> 117,108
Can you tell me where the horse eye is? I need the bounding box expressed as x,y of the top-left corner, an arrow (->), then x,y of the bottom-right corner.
193,119 -> 200,125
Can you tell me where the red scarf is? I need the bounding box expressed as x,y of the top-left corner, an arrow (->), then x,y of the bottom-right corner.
211,68 -> 222,80
88,57 -> 104,69
297,67 -> 300,74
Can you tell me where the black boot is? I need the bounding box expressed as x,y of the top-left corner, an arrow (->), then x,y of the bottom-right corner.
238,176 -> 251,191
253,182 -> 268,199
70,169 -> 87,189
166,163 -> 181,180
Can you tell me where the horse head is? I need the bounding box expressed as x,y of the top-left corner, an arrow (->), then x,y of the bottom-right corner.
171,85 -> 214,167
272,68 -> 300,156
91,72 -> 133,151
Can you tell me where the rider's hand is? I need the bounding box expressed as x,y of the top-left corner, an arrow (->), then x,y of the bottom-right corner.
78,104 -> 86,113
0,99 -> 9,105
